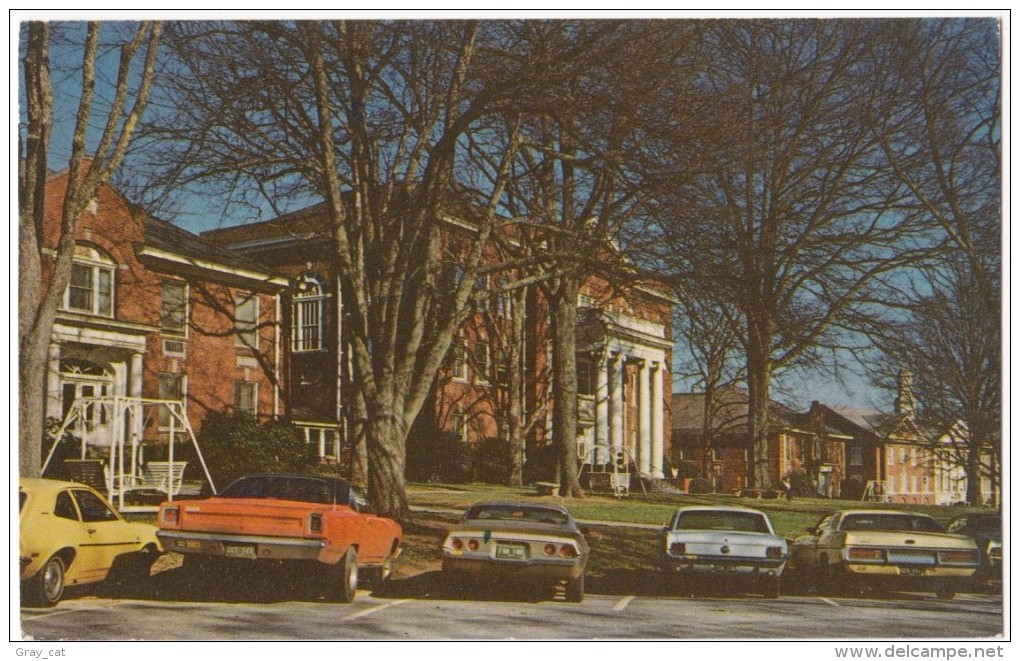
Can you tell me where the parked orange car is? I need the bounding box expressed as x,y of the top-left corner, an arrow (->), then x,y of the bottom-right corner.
157,474 -> 401,602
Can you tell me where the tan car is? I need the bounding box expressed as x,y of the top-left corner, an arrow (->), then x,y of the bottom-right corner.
19,478 -> 162,607
789,510 -> 979,599
441,501 -> 590,602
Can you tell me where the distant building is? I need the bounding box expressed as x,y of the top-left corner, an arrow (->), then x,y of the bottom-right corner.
671,386 -> 847,496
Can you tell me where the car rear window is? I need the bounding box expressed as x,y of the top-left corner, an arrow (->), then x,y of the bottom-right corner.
466,505 -> 568,526
675,511 -> 771,533
218,476 -> 346,505
840,513 -> 944,533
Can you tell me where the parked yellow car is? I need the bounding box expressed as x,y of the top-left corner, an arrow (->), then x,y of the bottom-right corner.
19,478 -> 162,607
789,510 -> 979,599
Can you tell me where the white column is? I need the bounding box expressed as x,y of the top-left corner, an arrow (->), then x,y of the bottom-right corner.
130,352 -> 144,398
651,361 -> 664,478
46,343 -> 62,421
595,351 -> 609,465
638,359 -> 651,475
610,353 -> 624,457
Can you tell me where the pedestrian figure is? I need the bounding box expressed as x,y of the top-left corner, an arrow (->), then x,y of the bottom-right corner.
780,476 -> 794,501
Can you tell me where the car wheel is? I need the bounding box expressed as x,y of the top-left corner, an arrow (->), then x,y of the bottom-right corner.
330,547 -> 359,603
935,586 -> 957,600
24,555 -> 66,607
565,574 -> 585,603
761,575 -> 781,599
113,549 -> 157,583
364,554 -> 394,587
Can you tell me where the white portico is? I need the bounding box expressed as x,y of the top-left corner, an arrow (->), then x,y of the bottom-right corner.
578,307 -> 671,479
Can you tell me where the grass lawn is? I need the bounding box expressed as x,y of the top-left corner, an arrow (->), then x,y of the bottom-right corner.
407,481 -> 994,539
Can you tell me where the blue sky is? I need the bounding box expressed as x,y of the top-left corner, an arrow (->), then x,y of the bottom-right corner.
15,16 -> 1001,415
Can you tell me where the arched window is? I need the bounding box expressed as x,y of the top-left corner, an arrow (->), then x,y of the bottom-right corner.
63,244 -> 115,317
292,274 -> 328,352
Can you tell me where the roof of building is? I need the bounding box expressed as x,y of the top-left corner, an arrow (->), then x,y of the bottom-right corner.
671,386 -> 803,436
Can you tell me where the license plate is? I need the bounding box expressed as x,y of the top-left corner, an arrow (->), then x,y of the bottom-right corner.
224,545 -> 256,559
900,566 -> 925,576
495,544 -> 526,560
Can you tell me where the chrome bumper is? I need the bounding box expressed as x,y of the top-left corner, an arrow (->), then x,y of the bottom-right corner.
158,530 -> 327,562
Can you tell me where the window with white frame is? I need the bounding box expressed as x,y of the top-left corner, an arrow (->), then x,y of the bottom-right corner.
850,447 -> 864,466
292,275 -> 327,352
445,338 -> 467,381
473,339 -> 490,384
576,356 -> 595,396
64,245 -> 114,317
233,381 -> 258,416
235,292 -> 258,348
161,280 -> 188,336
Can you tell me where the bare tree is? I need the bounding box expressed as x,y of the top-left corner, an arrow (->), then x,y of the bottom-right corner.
649,20 -> 935,488
18,21 -> 161,477
874,18 -> 1000,312
869,260 -> 1000,505
498,21 -> 697,496
145,20 -> 610,517
672,297 -> 744,479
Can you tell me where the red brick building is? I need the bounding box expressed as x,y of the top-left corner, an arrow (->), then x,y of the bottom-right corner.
671,387 -> 848,497
38,170 -> 289,479
203,204 -> 675,481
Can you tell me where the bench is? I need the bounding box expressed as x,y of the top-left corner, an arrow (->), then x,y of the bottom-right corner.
534,481 -> 559,496
63,459 -> 109,491
137,461 -> 188,496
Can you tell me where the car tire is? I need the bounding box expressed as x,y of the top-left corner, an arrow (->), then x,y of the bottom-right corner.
935,586 -> 957,600
761,575 -> 781,599
364,554 -> 394,587
24,555 -> 66,607
330,547 -> 359,603
565,574 -> 585,603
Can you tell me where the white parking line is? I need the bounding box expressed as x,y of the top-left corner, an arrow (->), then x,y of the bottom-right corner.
341,598 -> 412,621
819,597 -> 840,607
613,596 -> 635,611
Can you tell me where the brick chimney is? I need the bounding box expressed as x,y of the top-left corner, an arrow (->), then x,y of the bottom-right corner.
895,370 -> 915,419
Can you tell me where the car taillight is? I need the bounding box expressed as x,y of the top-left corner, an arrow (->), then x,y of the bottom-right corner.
558,545 -> 577,558
161,506 -> 179,526
940,549 -> 979,564
766,546 -> 785,559
467,539 -> 479,551
544,543 -> 557,556
451,538 -> 463,551
308,513 -> 323,534
847,547 -> 883,560
670,542 -> 685,555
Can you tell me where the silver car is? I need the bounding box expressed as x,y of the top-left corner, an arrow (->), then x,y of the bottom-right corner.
441,501 -> 590,602
660,506 -> 787,598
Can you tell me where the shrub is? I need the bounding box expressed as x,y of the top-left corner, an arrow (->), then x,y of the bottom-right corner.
197,411 -> 314,488
405,430 -> 470,483
674,460 -> 701,480
471,438 -> 513,485
687,477 -> 713,494
787,469 -> 815,497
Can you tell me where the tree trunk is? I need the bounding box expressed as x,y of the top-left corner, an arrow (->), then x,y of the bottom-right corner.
348,386 -> 369,488
366,413 -> 409,520
506,288 -> 527,487
550,277 -> 584,497
964,436 -> 985,507
746,338 -> 773,489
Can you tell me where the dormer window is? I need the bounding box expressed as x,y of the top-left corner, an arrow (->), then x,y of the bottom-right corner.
64,245 -> 114,317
